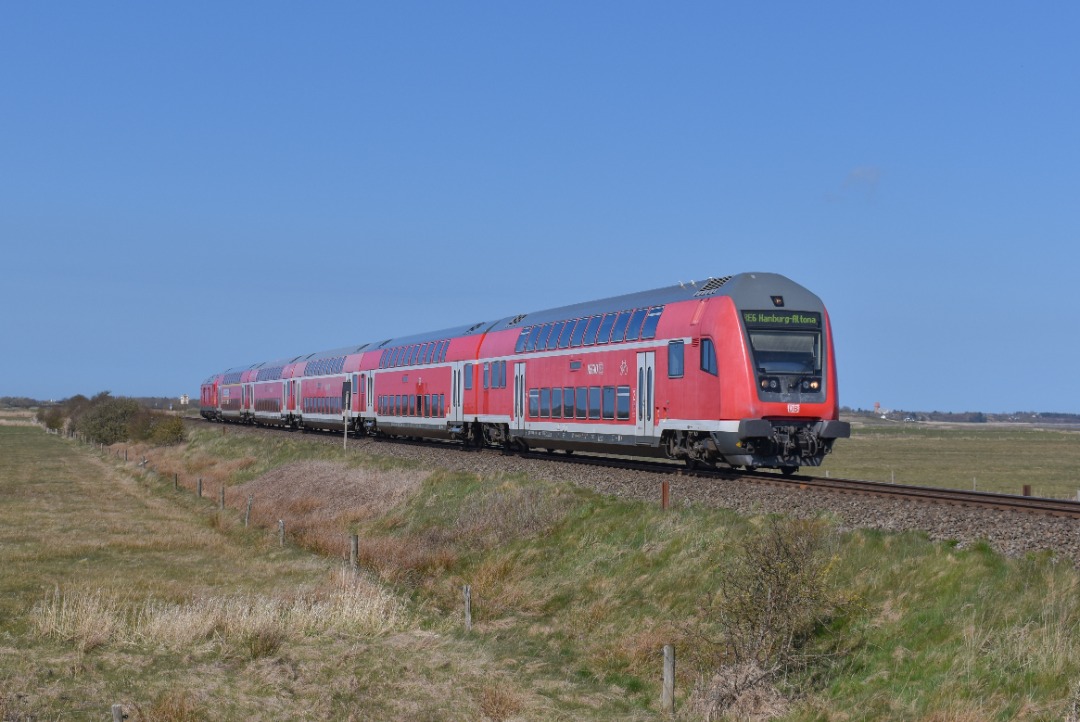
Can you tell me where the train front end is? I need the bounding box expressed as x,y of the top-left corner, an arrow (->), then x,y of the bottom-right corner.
714,274 -> 850,472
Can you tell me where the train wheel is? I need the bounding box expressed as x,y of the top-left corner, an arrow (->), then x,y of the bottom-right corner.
780,466 -> 798,476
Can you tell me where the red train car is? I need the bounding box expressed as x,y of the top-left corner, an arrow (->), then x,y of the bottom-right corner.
201,273 -> 849,472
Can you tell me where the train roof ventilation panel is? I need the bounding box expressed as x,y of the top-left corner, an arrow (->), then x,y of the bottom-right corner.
693,276 -> 733,297
465,322 -> 485,334
508,313 -> 528,326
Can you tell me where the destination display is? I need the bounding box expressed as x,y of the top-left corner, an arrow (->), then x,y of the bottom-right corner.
742,310 -> 821,329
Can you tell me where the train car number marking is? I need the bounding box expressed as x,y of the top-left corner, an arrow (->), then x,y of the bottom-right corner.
587,363 -> 604,375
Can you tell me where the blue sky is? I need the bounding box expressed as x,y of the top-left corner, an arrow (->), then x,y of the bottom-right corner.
2,3 -> 1077,413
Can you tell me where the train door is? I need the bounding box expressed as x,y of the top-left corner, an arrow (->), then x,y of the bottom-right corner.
636,351 -> 656,440
294,380 -> 302,416
281,382 -> 288,416
513,362 -> 527,432
450,362 -> 465,425
367,374 -> 374,413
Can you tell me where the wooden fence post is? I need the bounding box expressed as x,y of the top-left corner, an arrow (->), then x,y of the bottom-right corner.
197,478 -> 202,498
111,703 -> 124,722
661,644 -> 675,713
174,473 -> 178,491
463,584 -> 472,632
219,486 -> 225,510
279,519 -> 285,547
350,534 -> 359,572
661,480 -> 670,510
245,495 -> 253,527
1023,484 -> 1032,497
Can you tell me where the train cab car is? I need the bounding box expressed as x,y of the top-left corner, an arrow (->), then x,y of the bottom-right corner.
481,273 -> 848,472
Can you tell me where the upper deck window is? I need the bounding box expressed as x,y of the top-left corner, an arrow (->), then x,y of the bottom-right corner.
625,309 -> 648,341
558,320 -> 577,348
596,314 -> 616,344
609,311 -> 632,343
583,316 -> 603,345
640,306 -> 663,339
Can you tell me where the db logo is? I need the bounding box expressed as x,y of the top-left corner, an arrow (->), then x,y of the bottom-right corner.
787,404 -> 801,414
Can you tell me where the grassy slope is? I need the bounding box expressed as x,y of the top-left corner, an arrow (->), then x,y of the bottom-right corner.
3,423 -> 1080,720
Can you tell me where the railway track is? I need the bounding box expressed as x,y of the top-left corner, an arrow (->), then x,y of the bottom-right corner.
190,417 -> 1080,520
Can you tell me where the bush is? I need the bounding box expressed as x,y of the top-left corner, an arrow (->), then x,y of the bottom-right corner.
690,518 -> 844,719
36,406 -> 64,431
72,396 -> 140,445
149,416 -> 186,446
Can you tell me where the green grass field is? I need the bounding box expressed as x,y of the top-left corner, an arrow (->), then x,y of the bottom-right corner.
2,422 -> 1080,720
808,416 -> 1080,499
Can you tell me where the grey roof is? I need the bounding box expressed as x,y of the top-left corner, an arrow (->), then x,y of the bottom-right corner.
212,273 -> 820,376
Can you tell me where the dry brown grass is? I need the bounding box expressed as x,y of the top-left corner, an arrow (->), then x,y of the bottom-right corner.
32,566 -> 407,657
237,460 -> 429,557
476,680 -> 525,721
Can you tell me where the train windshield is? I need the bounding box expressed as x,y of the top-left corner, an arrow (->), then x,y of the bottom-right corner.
748,331 -> 821,374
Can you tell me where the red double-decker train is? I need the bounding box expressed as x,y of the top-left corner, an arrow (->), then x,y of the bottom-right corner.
200,273 -> 849,473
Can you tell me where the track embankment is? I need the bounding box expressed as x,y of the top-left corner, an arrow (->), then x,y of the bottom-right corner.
193,419 -> 1080,564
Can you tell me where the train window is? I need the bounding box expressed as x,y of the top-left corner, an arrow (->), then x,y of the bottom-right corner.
551,388 -> 562,419
602,386 -> 615,419
625,309 -> 649,341
558,320 -> 577,348
570,318 -> 589,347
540,388 -> 551,418
515,328 -> 530,353
641,307 -> 663,339
616,386 -> 631,419
596,314 -> 616,344
610,311 -> 632,343
528,389 -> 540,417
464,362 -> 474,390
563,386 -> 575,418
483,363 -> 490,389
425,394 -> 432,416
407,346 -> 418,366
542,323 -> 556,348
441,340 -> 450,362
588,387 -> 601,419
499,361 -> 507,388
411,395 -> 417,416
668,341 -> 685,378
748,331 -> 821,374
439,393 -> 446,416
701,337 -> 718,376
522,325 -> 540,349
546,321 -> 565,350
575,387 -> 588,419
583,316 -> 603,345
422,343 -> 433,364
